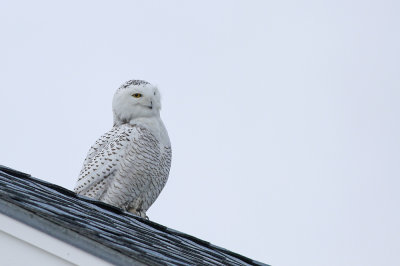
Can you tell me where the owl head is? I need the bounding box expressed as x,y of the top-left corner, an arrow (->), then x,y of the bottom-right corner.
112,80 -> 161,126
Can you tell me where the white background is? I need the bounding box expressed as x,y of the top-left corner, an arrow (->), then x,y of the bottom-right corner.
1,1 -> 399,265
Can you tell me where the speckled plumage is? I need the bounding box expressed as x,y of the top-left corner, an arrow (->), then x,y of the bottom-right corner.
74,80 -> 171,218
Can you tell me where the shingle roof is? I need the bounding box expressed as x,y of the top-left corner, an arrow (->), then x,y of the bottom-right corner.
0,165 -> 268,266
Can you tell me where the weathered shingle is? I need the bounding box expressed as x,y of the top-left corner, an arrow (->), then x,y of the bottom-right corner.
0,165 -> 268,266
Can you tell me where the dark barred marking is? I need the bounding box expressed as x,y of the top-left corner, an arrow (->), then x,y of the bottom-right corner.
119,80 -> 150,90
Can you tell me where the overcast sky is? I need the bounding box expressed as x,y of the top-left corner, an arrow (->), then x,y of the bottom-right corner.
1,1 -> 399,265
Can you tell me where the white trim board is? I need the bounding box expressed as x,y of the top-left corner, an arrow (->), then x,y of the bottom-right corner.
0,213 -> 112,266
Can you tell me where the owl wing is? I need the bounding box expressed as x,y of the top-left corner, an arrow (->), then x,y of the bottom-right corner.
74,124 -> 138,197
98,126 -> 163,211
81,126 -> 125,166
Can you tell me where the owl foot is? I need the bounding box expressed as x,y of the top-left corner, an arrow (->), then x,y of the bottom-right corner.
128,208 -> 148,219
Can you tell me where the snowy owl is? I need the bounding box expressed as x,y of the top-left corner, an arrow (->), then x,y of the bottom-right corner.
74,80 -> 171,218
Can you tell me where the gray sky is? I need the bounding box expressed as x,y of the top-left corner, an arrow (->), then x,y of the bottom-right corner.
1,1 -> 399,265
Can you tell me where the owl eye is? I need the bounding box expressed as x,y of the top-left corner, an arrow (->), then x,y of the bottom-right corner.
132,93 -> 142,98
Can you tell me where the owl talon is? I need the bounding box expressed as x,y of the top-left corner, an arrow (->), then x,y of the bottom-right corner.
128,208 -> 147,219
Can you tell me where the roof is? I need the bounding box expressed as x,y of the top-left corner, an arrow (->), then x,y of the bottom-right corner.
0,165 -> 268,266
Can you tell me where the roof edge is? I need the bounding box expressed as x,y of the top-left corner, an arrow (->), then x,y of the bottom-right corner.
0,197 -> 151,266
0,165 -> 268,266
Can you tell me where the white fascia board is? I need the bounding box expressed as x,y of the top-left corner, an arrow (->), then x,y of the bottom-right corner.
0,213 -> 112,266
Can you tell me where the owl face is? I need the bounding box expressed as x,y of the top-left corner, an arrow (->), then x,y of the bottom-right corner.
112,81 -> 161,124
